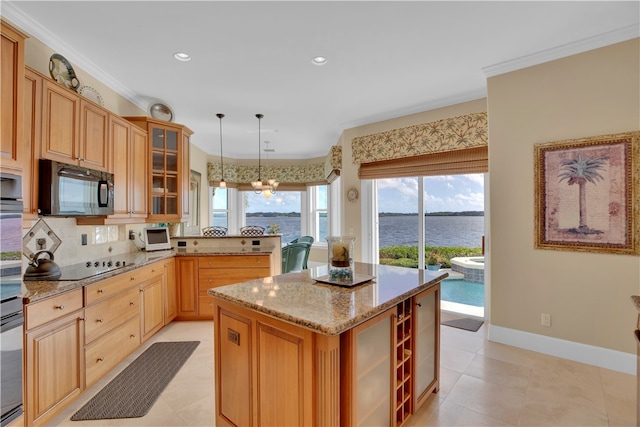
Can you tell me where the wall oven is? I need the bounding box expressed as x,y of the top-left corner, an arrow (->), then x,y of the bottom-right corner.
0,172 -> 24,426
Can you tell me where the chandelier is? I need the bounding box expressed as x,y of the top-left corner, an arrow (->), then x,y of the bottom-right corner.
250,113 -> 279,198
216,113 -> 226,188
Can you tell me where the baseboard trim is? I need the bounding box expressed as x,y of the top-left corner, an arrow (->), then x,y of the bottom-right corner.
488,324 -> 636,375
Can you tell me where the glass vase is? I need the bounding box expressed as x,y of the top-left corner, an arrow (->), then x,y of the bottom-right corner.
326,236 -> 356,282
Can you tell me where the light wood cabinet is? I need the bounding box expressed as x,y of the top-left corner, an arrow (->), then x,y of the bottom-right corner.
124,117 -> 192,222
176,255 -> 272,320
21,67 -> 43,219
181,131 -> 191,222
24,289 -> 85,426
140,273 -> 164,342
413,285 -> 440,409
0,20 -> 26,173
108,115 -> 148,222
41,81 -> 109,171
164,258 -> 177,324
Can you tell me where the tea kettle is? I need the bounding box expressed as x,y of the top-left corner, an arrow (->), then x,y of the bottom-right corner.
24,250 -> 62,281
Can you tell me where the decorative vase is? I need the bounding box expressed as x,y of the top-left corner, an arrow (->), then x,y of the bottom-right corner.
326,236 -> 356,282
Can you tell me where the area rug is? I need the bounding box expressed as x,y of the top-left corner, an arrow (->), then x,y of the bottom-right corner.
441,316 -> 484,332
71,341 -> 200,421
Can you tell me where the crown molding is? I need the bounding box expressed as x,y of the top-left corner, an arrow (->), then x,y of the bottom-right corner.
2,2 -> 148,112
483,24 -> 640,78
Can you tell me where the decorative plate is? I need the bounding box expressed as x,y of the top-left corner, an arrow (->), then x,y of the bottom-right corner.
346,187 -> 359,202
149,102 -> 174,122
49,53 -> 80,91
79,86 -> 104,106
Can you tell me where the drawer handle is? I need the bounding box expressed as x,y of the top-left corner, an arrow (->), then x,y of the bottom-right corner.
130,334 -> 136,339
54,305 -> 64,310
97,357 -> 104,362
130,277 -> 136,281
98,289 -> 104,294
151,269 -> 156,273
97,318 -> 104,323
129,301 -> 135,306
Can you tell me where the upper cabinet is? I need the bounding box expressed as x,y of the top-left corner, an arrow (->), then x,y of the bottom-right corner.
124,117 -> 192,222
1,20 -> 27,173
41,81 -> 109,171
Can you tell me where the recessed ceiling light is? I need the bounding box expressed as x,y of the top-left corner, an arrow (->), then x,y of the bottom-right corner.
173,52 -> 191,62
312,56 -> 327,66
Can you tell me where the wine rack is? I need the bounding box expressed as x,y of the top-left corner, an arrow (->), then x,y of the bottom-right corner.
395,299 -> 413,425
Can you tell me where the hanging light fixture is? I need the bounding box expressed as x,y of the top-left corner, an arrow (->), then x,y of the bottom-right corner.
250,114 -> 279,198
216,113 -> 226,188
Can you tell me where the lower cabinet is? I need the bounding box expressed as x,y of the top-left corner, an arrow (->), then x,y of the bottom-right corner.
163,258 -> 177,324
176,255 -> 272,320
24,289 -> 85,426
23,259 -> 176,425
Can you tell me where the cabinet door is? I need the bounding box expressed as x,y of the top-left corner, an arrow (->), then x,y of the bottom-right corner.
175,257 -> 198,319
164,258 -> 177,324
180,131 -> 191,221
130,125 -> 148,218
21,68 -> 42,218
79,100 -> 109,171
150,124 -> 179,220
109,115 -> 131,218
24,311 -> 85,426
0,21 -> 25,171
140,275 -> 164,342
413,285 -> 440,410
42,80 -> 80,163
341,308 -> 393,426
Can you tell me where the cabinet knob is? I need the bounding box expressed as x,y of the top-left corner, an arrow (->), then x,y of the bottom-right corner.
130,277 -> 136,281
416,303 -> 422,308
97,318 -> 103,323
130,301 -> 135,306
97,357 -> 104,362
151,269 -> 156,273
98,289 -> 104,294
54,305 -> 64,310
130,334 -> 136,339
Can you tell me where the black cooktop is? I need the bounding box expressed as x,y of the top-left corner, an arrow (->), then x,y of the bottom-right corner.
56,258 -> 133,281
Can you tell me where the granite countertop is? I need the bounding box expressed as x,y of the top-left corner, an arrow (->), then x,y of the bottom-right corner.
208,262 -> 448,336
22,247 -> 277,303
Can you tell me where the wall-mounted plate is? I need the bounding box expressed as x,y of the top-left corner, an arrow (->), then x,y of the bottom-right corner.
149,102 -> 174,122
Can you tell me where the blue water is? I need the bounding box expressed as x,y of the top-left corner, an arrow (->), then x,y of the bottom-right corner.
441,279 -> 484,307
239,215 -> 484,248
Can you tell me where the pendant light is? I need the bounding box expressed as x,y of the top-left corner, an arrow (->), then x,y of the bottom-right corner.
250,114 -> 278,198
216,113 -> 226,188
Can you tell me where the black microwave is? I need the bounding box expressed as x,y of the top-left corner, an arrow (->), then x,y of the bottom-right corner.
38,159 -> 114,216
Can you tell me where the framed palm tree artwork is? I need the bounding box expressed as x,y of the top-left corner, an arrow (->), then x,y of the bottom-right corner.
534,131 -> 639,255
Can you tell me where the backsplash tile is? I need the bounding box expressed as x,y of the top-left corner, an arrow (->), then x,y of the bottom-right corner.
22,218 -> 61,260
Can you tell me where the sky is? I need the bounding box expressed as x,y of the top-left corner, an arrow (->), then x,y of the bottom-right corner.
236,173 -> 485,214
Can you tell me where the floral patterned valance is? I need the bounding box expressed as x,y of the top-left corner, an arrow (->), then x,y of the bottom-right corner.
208,145 -> 341,187
352,112 -> 488,164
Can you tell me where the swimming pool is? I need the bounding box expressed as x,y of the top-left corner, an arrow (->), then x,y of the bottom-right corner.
441,279 -> 484,307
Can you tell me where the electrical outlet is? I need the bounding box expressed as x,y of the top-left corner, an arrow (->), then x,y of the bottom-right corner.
129,230 -> 135,240
541,313 -> 551,327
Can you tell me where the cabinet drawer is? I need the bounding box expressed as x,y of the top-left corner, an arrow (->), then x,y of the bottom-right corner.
85,273 -> 134,306
198,295 -> 214,318
198,267 -> 271,292
85,286 -> 139,344
198,255 -> 269,269
25,289 -> 83,330
85,315 -> 140,387
132,261 -> 164,282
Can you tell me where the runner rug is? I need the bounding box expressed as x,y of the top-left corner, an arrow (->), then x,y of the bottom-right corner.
71,341 -> 200,421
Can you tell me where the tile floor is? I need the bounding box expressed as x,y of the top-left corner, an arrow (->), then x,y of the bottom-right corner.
49,319 -> 636,427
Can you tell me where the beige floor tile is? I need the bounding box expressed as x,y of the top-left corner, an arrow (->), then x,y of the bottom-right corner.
463,353 -> 532,393
440,324 -> 487,354
444,374 -> 526,425
518,401 -> 609,426
421,399 -> 511,426
440,344 -> 476,373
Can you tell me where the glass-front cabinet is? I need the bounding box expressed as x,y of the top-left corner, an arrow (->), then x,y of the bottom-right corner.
125,117 -> 192,222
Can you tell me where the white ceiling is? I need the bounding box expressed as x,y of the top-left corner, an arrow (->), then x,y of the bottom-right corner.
4,1 -> 639,160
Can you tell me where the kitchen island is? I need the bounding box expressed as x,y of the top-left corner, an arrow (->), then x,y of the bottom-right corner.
209,262 -> 447,427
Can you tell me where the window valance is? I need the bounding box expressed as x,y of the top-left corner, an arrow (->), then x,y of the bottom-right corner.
208,145 -> 341,187
352,112 -> 487,164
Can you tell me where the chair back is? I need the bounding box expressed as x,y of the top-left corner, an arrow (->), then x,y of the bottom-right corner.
240,225 -> 265,236
202,226 -> 227,237
281,242 -> 311,273
289,236 -> 314,245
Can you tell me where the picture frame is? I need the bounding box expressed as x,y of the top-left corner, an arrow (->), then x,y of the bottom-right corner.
534,131 -> 639,255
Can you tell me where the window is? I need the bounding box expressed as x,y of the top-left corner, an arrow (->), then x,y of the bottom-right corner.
211,187 -> 228,228
308,185 -> 328,244
243,190 -> 302,241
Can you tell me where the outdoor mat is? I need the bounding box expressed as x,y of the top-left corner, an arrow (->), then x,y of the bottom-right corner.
442,316 -> 484,332
71,341 -> 200,421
